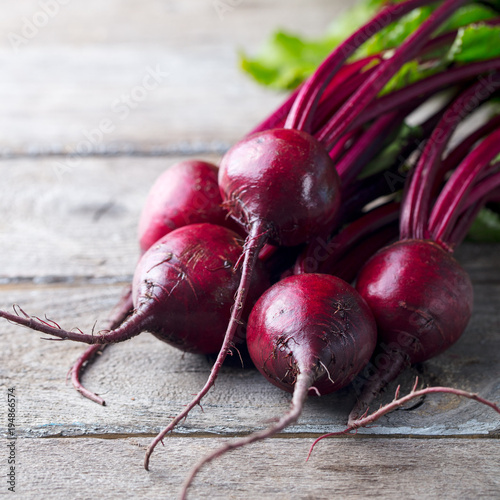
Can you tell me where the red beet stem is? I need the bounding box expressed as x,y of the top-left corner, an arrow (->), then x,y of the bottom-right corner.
285,0 -> 435,132
356,60 -> 500,128
331,224 -> 399,283
294,202 -> 400,275
446,166 -> 500,246
143,222 -> 269,470
178,369 -> 316,500
400,78 -> 500,241
336,111 -> 403,185
429,128 -> 500,245
317,0 -> 466,150
441,114 -> 500,173
310,60 -> 381,133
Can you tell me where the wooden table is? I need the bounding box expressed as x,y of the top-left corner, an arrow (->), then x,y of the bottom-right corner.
1,1 -> 499,498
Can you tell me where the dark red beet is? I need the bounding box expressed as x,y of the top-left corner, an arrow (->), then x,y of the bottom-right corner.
350,239 -> 474,423
0,224 -> 269,356
247,273 -> 377,395
138,160 -> 232,252
178,273 -> 377,496
356,239 -> 473,364
219,128 -> 341,246
132,223 -> 268,354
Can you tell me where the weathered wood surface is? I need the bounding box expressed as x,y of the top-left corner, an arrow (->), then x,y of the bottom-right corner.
1,0 -> 499,498
11,438 -> 500,499
0,0 -> 343,155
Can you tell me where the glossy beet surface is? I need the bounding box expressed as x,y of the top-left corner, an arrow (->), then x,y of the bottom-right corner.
138,160 -> 230,253
133,223 -> 269,354
247,274 -> 377,394
218,128 -> 341,246
356,239 -> 473,364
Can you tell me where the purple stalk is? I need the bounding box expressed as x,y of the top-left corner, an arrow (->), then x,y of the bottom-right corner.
285,0 -> 436,132
310,61 -> 381,133
294,202 -> 400,275
356,59 -> 500,127
336,111 -> 403,185
400,78 -> 500,241
429,128 -> 500,245
317,0 -> 467,150
441,114 -> 500,173
448,166 -> 500,246
328,224 -> 399,283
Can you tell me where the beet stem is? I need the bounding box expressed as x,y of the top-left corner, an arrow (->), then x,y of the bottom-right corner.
337,111 -> 404,185
179,370 -> 316,500
285,0 -> 433,132
143,222 -> 269,471
429,127 -> 500,244
317,0 -> 467,150
309,379 -> 500,459
356,60 -> 500,129
400,79 -> 500,240
69,285 -> 134,405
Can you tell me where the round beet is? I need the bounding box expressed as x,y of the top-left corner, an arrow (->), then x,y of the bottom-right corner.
138,160 -> 232,253
356,239 -> 473,364
219,128 -> 341,246
0,224 -> 269,356
132,223 -> 268,354
247,273 -> 377,395
173,273 -> 377,493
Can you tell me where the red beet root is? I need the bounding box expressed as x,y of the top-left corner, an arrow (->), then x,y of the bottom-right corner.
138,160 -> 231,253
179,273 -> 377,498
219,128 -> 341,246
356,239 -> 473,365
0,224 -> 269,355
248,273 -> 377,395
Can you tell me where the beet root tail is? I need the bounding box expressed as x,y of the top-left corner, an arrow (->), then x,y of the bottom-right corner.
69,286 -> 134,405
144,223 -> 269,471
178,370 -> 315,500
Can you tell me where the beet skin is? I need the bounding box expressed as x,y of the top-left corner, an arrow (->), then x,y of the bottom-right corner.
356,239 -> 473,364
247,273 -> 377,395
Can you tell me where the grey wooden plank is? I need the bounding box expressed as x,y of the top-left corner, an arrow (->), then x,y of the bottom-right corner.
0,0 -> 345,154
8,437 -> 500,499
0,277 -> 498,439
0,155 -> 217,281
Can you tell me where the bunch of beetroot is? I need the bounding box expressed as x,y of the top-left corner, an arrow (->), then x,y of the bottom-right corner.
2,0 -> 500,496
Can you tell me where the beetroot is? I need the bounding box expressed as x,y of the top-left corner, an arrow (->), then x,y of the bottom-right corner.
356,240 -> 473,365
0,224 -> 269,355
219,128 -> 341,246
178,273 -> 377,498
138,160 -> 233,253
350,81 -> 500,423
247,273 -> 377,394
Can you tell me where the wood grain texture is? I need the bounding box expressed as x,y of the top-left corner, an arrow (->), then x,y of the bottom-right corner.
10,437 -> 500,499
0,0 -> 345,155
